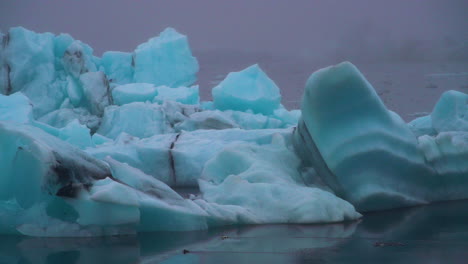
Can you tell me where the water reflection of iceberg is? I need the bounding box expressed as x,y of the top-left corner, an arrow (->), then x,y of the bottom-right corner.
3,201 -> 467,263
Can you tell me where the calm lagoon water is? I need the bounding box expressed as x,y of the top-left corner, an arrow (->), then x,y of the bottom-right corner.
2,200 -> 468,264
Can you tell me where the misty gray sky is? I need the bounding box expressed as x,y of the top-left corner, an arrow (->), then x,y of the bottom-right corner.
1,0 -> 467,61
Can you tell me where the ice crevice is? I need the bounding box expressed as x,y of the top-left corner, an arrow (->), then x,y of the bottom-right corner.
0,27 -> 467,236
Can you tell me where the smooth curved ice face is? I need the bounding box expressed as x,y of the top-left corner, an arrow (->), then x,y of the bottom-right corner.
295,62 -> 468,211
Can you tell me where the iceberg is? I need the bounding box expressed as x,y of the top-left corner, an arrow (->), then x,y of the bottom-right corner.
408,90 -> 468,137
0,121 -> 359,236
431,90 -> 468,133
294,62 -> 468,211
2,27 -> 64,117
2,26 -> 468,237
101,51 -> 134,85
57,119 -> 95,149
0,26 -> 199,122
133,28 -> 199,87
212,64 -> 281,115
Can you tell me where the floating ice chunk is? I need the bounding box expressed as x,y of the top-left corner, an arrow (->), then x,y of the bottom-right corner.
153,85 -> 200,105
0,92 -> 33,123
97,102 -> 172,139
294,62 -> 434,211
57,119 -> 94,149
212,64 -> 281,115
133,28 -> 199,87
418,132 -> 468,181
53,33 -> 75,59
407,90 -> 467,137
79,72 -> 111,116
199,135 -> 361,223
101,51 -> 134,85
431,90 -> 468,133
2,27 -> 66,117
38,107 -> 100,131
1,27 -> 202,122
112,83 -> 158,106
2,27 -> 55,95
408,115 -> 436,137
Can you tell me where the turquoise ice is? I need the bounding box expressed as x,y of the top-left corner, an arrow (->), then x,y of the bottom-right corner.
1,27 -> 468,237
133,28 -> 199,87
294,62 -> 468,211
212,64 -> 282,115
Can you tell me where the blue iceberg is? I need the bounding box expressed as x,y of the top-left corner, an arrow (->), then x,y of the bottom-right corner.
294,62 -> 468,211
1,27 -> 467,237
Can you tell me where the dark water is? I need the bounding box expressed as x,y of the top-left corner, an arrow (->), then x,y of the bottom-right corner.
2,200 -> 468,264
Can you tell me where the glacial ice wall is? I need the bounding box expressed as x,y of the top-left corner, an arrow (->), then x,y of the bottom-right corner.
1,27 -> 467,237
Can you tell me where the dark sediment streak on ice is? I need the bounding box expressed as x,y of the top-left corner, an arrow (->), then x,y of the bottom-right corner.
168,133 -> 181,186
293,119 -> 344,197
